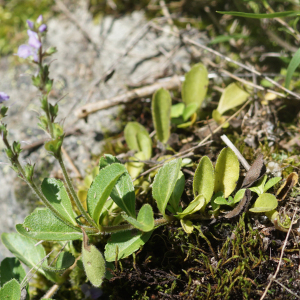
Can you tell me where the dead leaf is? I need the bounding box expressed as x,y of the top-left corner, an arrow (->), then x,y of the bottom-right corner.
224,189 -> 251,219
241,154 -> 266,188
276,172 -> 299,201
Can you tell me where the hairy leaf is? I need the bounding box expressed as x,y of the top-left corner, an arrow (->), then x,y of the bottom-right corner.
104,230 -> 153,262
0,279 -> 21,300
152,88 -> 171,143
152,158 -> 182,216
193,156 -> 214,204
18,208 -> 81,241
214,148 -> 240,198
182,63 -> 208,108
169,171 -> 185,213
249,193 -> 278,213
121,204 -> 154,232
87,163 -> 126,225
0,257 -> 26,287
42,252 -> 75,273
41,178 -> 76,225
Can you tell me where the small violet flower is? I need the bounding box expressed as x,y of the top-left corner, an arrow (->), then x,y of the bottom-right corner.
27,30 -> 41,49
36,15 -> 43,24
39,24 -> 47,33
0,92 -> 10,103
26,20 -> 34,29
17,44 -> 38,62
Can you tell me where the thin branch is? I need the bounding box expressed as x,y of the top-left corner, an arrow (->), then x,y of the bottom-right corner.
75,75 -> 181,118
220,135 -> 251,171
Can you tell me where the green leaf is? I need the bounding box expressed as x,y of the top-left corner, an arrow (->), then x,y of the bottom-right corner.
217,11 -> 300,19
214,148 -> 240,198
99,154 -> 121,170
285,48 -> 300,89
1,232 -> 48,277
180,219 -> 194,234
110,170 -> 136,218
249,175 -> 268,195
121,204 -> 154,232
210,191 -> 223,211
233,189 -> 246,204
0,258 -> 26,287
126,151 -> 145,179
182,63 -> 208,108
87,163 -> 126,225
124,122 -> 149,152
176,195 -> 205,218
82,231 -> 106,287
216,83 -> 249,116
182,103 -> 198,121
152,158 -> 182,216
214,196 -> 233,206
42,252 -> 75,273
193,156 -> 215,204
264,177 -> 282,193
169,171 -> 185,213
18,208 -> 81,241
41,178 -> 77,226
171,103 -> 185,118
104,230 -> 153,262
124,122 -> 152,159
152,88 -> 171,143
249,193 -> 278,213
0,279 -> 21,300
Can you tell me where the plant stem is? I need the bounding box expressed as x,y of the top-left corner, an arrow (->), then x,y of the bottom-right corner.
57,152 -> 98,228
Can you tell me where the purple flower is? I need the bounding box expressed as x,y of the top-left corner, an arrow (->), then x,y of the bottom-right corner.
27,20 -> 34,29
0,92 -> 9,103
39,24 -> 47,32
17,44 -> 38,62
36,15 -> 43,23
27,30 -> 41,49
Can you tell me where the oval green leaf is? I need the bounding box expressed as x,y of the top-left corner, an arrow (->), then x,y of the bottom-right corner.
121,204 -> 154,232
214,147 -> 240,198
41,178 -> 77,226
104,230 -> 153,262
176,195 -> 205,218
249,193 -> 278,213
152,158 -> 182,216
169,171 -> 185,213
0,279 -> 21,300
0,258 -> 26,287
182,63 -> 208,108
152,88 -> 171,143
87,163 -> 126,225
216,83 -> 249,116
193,156 -> 214,204
18,208 -> 81,241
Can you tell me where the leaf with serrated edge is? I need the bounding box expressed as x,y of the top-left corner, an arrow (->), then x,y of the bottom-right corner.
152,88 -> 171,143
41,178 -> 77,225
249,193 -> 278,213
121,204 -> 154,232
0,258 -> 26,287
152,158 -> 182,216
87,163 -> 126,225
104,230 -> 153,262
0,279 -> 21,300
18,208 -> 81,241
216,83 -> 249,115
214,148 -> 240,198
182,63 -> 208,108
193,156 -> 214,204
